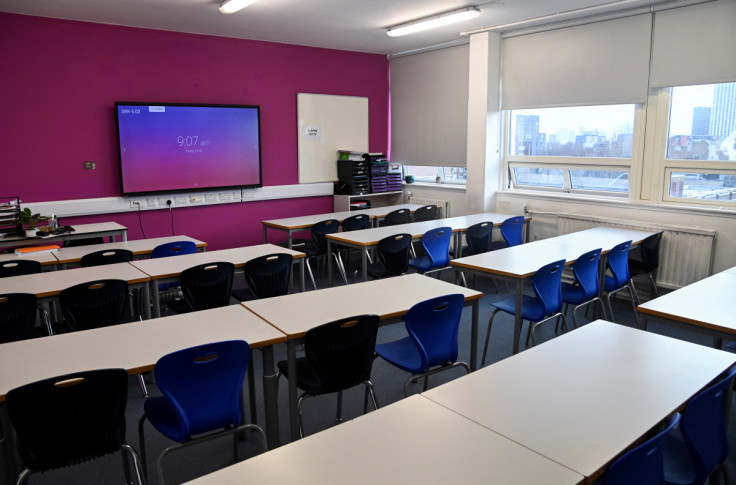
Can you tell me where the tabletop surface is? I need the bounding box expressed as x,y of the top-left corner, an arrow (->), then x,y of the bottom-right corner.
422,320 -> 736,480
0,304 -> 285,401
0,221 -> 127,244
129,244 -> 304,279
183,395 -> 584,485
0,262 -> 150,298
261,204 -> 425,229
0,251 -> 58,266
53,235 -> 207,263
242,273 -> 482,339
638,268 -> 736,332
543,227 -> 658,253
326,212 -> 525,246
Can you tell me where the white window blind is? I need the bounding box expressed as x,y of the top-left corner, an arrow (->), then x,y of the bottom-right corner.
501,14 -> 652,109
650,0 -> 736,88
390,44 -> 469,167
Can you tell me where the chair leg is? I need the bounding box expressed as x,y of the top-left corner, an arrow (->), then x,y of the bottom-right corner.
138,374 -> 148,398
296,393 -> 312,438
630,279 -> 642,306
336,391 -> 343,423
648,273 -> 660,298
363,380 -> 379,412
605,293 -> 616,323
482,309 -> 501,366
305,259 -> 317,291
16,469 -> 31,485
121,443 -> 146,485
138,415 -> 148,476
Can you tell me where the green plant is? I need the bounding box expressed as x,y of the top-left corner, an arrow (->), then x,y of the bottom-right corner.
18,208 -> 49,230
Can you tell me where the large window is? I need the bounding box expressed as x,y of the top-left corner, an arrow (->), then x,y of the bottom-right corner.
403,165 -> 467,185
506,105 -> 636,195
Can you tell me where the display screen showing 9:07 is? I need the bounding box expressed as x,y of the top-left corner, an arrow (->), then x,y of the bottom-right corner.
177,136 -> 211,152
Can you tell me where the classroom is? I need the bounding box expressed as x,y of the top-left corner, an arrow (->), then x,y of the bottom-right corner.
1,0 -> 735,483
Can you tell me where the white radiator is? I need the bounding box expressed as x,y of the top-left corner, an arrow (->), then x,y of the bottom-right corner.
554,213 -> 716,290
407,197 -> 451,218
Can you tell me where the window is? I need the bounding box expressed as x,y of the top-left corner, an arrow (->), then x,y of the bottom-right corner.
403,165 -> 467,185
506,105 -> 637,195
662,82 -> 736,204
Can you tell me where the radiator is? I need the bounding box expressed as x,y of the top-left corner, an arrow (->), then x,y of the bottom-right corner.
407,197 -> 451,218
553,213 -> 716,290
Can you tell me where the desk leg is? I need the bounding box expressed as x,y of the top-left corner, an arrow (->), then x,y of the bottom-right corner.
263,225 -> 268,244
152,282 -> 161,319
470,299 -> 479,370
140,284 -> 151,320
260,346 -> 280,449
327,240 -> 333,287
287,340 -> 299,442
512,280 -> 524,354
362,248 -> 368,282
121,230 -> 127,242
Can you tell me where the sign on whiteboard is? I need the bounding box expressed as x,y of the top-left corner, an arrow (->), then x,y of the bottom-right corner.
303,125 -> 322,141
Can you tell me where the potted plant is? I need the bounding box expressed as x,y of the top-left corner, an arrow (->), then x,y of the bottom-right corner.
18,208 -> 49,237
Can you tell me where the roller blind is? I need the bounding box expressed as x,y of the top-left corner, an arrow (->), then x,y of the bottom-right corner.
390,44 -> 469,166
502,14 -> 652,109
650,0 -> 736,88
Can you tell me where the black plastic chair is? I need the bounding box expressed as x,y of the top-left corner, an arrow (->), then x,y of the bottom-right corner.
6,368 -> 145,485
453,222 -> 499,290
64,237 -> 104,247
361,233 -> 412,280
59,279 -> 130,331
337,214 -> 371,271
0,293 -> 52,342
413,204 -> 438,222
0,259 -> 42,278
303,219 -> 346,290
604,413 -> 681,485
139,340 -> 267,485
166,262 -> 234,314
232,253 -> 292,301
80,249 -> 134,267
629,231 -> 663,303
277,314 -> 380,437
384,208 -> 410,226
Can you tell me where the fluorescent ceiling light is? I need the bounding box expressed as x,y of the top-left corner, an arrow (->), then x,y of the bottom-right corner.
387,6 -> 481,37
219,0 -> 259,15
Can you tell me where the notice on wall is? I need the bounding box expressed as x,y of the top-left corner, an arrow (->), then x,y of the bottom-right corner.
302,125 -> 323,141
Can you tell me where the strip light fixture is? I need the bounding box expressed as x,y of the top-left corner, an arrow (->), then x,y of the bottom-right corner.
387,6 -> 481,37
219,0 -> 259,14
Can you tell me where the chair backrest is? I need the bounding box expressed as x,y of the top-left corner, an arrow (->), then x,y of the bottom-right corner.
465,222 -> 493,255
607,240 -> 632,288
0,293 -> 38,343
405,294 -> 465,370
6,368 -> 129,472
421,226 -> 452,269
304,314 -> 380,393
532,259 -> 566,316
153,340 -> 250,440
59,279 -> 129,331
152,240 -> 198,259
572,248 -> 602,299
604,413 -> 680,485
64,237 -> 104,247
180,262 -> 235,311
385,209 -> 410,226
311,219 -> 340,253
413,205 -> 438,222
678,366 -> 736,483
376,234 -> 412,276
638,231 -> 662,272
244,253 -> 292,299
341,214 -> 370,232
500,216 -> 525,247
80,249 -> 134,267
0,259 -> 42,278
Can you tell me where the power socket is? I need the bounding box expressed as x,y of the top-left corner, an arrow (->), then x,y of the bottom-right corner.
174,196 -> 187,205
190,195 -> 203,203
205,193 -> 218,202
129,199 -> 145,208
219,192 -> 232,201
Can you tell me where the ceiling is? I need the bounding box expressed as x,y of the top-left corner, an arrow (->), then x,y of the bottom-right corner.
1,0 -> 659,56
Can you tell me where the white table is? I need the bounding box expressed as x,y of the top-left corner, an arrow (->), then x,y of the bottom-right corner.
53,235 -> 206,267
451,226 -> 657,354
638,267 -> 736,348
327,212 -> 529,282
422,320 -> 736,483
183,395 -> 584,485
130,244 -> 306,318
0,251 -> 58,269
242,273 -> 482,441
0,222 -> 127,250
261,204 -> 424,248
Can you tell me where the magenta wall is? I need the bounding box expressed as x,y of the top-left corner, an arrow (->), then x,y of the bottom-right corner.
0,13 -> 389,249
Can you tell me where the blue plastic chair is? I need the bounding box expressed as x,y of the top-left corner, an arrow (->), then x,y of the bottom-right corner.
482,259 -> 567,364
152,240 -> 197,258
561,248 -> 606,328
489,215 -> 525,250
664,366 -> 736,485
375,294 -> 470,396
604,413 -> 681,485
603,240 -> 638,323
409,226 -> 452,276
138,340 -> 267,485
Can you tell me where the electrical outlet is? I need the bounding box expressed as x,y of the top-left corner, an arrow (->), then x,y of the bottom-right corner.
205,193 -> 218,202
158,197 -> 169,206
242,189 -> 255,199
219,192 -> 232,201
190,195 -> 202,203
130,199 -> 145,208
83,161 -> 95,170
147,198 -> 158,207
175,196 -> 188,205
